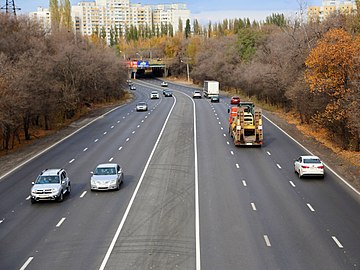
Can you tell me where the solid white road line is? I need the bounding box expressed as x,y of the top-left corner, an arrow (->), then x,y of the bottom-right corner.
98,96 -> 177,270
332,236 -> 344,248
69,159 -> 75,164
289,181 -> 296,187
56,218 -> 66,227
276,164 -> 282,169
306,203 -> 315,212
264,235 -> 271,246
242,180 -> 247,187
80,191 -> 87,198
83,148 -> 88,152
19,257 -> 34,270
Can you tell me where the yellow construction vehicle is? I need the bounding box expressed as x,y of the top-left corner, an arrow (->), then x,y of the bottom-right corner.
228,102 -> 263,146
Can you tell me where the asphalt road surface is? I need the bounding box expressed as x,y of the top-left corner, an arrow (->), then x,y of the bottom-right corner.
0,79 -> 359,270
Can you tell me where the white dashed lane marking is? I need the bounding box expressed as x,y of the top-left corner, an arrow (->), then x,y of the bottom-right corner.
137,125 -> 140,128
307,203 -> 315,212
83,148 -> 88,152
227,141 -> 230,145
111,126 -> 114,129
126,138 -> 130,142
109,157 -> 114,162
242,180 -> 247,187
56,217 -> 66,227
267,151 -> 271,156
0,219 -> 4,224
132,131 -> 135,134
251,203 -> 257,211
80,191 -> 87,198
26,196 -> 31,200
69,159 -> 75,164
118,146 -> 123,151
94,139 -> 99,143
103,132 -> 107,135
230,151 -> 234,155
289,181 -> 296,187
117,121 -> 120,123
223,134 -> 226,137
236,164 -> 239,169
276,164 -> 282,169
332,236 -> 344,248
264,235 -> 271,247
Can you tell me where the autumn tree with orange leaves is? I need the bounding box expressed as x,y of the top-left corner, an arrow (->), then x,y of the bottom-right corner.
305,28 -> 360,150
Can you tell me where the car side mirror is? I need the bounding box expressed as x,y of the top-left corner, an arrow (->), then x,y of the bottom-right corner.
32,181 -> 35,185
90,171 -> 94,174
227,109 -> 230,113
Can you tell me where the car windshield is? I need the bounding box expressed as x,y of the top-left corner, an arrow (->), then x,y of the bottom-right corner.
303,158 -> 321,164
94,167 -> 116,175
35,175 -> 60,184
138,102 -> 146,105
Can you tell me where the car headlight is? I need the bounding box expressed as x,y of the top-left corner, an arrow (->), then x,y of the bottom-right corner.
110,180 -> 117,184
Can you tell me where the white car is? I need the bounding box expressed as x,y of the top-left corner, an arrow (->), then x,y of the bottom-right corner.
90,163 -> 124,191
294,155 -> 324,178
193,90 -> 202,98
161,81 -> 168,87
31,168 -> 71,203
150,91 -> 160,99
136,102 -> 148,111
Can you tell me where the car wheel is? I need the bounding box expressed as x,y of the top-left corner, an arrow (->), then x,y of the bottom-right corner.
67,183 -> 71,194
57,191 -> 64,202
298,170 -> 302,179
31,198 -> 36,204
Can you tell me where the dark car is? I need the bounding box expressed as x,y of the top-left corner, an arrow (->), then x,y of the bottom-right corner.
211,95 -> 220,102
164,90 -> 173,97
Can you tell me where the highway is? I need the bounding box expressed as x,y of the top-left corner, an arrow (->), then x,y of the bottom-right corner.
0,79 -> 359,270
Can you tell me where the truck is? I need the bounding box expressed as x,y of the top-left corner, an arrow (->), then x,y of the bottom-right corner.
203,80 -> 219,98
228,102 -> 263,146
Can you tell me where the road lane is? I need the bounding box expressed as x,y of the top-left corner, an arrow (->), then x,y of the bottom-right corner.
102,89 -> 196,269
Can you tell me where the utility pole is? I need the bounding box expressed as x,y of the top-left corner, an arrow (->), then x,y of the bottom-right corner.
1,0 -> 21,16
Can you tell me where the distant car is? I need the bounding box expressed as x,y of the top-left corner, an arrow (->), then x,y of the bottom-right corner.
136,102 -> 148,111
130,85 -> 136,90
150,91 -> 160,99
161,81 -> 168,87
294,155 -> 325,178
211,95 -> 220,103
90,163 -> 124,191
231,96 -> 240,105
164,90 -> 173,97
30,168 -> 71,203
193,90 -> 202,99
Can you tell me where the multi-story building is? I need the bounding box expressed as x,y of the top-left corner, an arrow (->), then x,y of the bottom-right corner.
308,0 -> 357,22
58,0 -> 190,44
29,7 -> 51,31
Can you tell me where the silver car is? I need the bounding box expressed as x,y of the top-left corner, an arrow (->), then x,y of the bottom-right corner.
30,168 -> 71,203
136,101 -> 148,111
90,163 -> 124,191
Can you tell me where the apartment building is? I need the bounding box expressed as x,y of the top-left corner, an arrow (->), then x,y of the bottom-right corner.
30,0 -> 190,44
29,7 -> 51,31
308,0 -> 357,22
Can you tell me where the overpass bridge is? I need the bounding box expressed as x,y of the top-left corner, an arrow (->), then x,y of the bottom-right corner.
127,59 -> 167,78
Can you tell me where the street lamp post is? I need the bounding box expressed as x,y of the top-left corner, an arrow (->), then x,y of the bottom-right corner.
181,59 -> 190,82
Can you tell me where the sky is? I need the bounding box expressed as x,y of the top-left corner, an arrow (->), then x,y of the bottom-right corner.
15,0 -> 321,23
